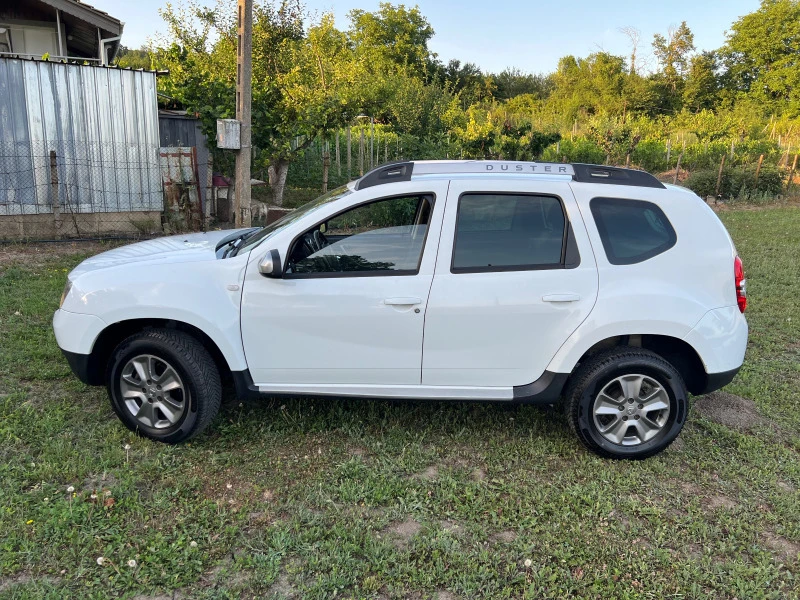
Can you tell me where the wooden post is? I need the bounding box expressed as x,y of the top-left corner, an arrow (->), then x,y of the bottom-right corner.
715,154 -> 726,198
369,120 -> 374,170
49,150 -> 61,239
384,137 -> 388,164
730,139 -> 735,160
359,126 -> 364,176
787,154 -> 798,193
234,0 -> 253,227
625,153 -> 631,168
335,132 -> 341,178
673,151 -> 683,185
666,138 -> 671,165
346,127 -> 351,180
754,154 -> 764,184
322,141 -> 330,193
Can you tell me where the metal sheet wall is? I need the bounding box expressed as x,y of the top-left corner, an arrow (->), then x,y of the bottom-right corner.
0,58 -> 162,215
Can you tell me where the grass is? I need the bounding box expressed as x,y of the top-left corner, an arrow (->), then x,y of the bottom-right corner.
1,206 -> 799,599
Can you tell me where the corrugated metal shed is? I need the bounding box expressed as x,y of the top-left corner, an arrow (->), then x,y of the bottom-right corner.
0,57 -> 161,215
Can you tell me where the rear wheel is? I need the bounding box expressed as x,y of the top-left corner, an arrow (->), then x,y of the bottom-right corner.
566,347 -> 688,459
107,329 -> 221,443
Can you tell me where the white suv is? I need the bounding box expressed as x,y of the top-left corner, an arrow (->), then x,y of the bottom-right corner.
54,161 -> 748,459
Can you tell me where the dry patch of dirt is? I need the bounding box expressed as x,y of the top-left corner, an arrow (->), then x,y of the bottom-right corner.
693,392 -> 773,433
762,532 -> 800,563
0,241 -> 124,268
267,572 -> 296,598
383,517 -> 422,549
706,495 -> 738,510
471,467 -> 487,481
436,592 -> 458,600
777,480 -> 796,493
82,472 -> 119,492
490,530 -> 517,544
439,520 -> 461,533
0,573 -> 61,593
413,465 -> 438,480
668,437 -> 686,452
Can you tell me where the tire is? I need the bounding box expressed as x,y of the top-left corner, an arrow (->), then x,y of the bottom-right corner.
106,329 -> 221,444
565,347 -> 688,459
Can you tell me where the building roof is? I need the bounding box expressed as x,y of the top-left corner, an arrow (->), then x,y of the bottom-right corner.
38,0 -> 123,35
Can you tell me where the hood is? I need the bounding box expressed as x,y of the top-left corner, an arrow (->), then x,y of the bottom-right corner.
70,229 -> 254,278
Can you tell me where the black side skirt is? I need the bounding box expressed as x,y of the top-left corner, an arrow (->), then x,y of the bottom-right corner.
232,369 -> 569,404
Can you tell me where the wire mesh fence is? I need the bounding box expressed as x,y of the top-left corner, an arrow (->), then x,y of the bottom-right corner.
0,140 -> 215,241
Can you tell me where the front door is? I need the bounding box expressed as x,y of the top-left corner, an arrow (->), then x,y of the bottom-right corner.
422,179 -> 598,387
241,182 -> 448,386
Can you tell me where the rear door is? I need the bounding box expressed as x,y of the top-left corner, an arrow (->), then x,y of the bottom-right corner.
422,179 -> 598,387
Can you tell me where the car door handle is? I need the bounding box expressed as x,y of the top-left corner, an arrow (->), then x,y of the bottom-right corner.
542,293 -> 581,303
384,297 -> 422,306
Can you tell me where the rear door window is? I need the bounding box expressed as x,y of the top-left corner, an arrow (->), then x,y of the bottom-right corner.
452,194 -> 566,272
590,197 -> 676,265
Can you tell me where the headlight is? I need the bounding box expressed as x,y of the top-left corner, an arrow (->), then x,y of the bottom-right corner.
60,280 -> 73,308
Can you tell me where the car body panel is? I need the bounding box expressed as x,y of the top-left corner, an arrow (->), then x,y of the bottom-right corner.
240,179 -> 450,385
421,178 -> 599,386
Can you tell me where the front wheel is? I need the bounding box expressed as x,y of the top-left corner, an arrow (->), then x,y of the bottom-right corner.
565,347 -> 688,459
107,329 -> 221,444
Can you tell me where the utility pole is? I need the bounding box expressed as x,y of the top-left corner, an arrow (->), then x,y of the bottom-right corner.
234,0 -> 253,227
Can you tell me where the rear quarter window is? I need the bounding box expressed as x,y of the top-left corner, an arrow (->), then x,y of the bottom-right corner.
590,197 -> 676,265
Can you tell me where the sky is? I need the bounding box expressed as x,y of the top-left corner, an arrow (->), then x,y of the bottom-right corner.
92,0 -> 759,74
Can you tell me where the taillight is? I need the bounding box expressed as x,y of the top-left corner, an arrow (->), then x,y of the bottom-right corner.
734,255 -> 746,313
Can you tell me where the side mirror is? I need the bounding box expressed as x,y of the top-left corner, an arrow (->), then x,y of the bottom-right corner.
258,249 -> 283,278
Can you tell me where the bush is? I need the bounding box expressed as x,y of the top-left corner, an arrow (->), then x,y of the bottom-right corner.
684,169 -> 719,198
684,165 -> 784,200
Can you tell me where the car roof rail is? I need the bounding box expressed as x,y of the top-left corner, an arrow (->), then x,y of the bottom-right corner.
570,163 -> 665,189
353,160 -> 665,190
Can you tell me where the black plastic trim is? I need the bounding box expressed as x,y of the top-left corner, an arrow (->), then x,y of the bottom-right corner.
513,370 -> 570,404
572,164 -> 666,189
232,369 -> 261,400
62,350 -> 95,385
233,368 -> 569,404
355,162 -> 414,190
701,367 -> 741,394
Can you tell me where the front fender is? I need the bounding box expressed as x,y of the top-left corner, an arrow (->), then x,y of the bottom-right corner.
62,258 -> 248,372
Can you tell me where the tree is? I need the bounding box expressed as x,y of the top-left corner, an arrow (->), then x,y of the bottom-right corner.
155,1 -> 360,206
619,26 -> 641,75
652,22 -> 695,93
116,45 -> 152,70
683,51 -> 720,112
492,68 -> 553,101
347,3 -> 434,78
721,0 -> 800,115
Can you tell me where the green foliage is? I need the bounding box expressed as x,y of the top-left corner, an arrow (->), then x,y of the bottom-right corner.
147,0 -> 800,201
721,0 -> 800,115
685,164 -> 784,199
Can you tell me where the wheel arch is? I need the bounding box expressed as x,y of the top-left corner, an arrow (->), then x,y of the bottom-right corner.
560,333 -> 708,396
82,319 -> 234,386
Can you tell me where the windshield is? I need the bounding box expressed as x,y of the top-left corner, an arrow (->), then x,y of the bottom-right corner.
234,185 -> 352,256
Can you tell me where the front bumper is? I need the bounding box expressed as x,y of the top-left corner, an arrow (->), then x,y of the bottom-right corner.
53,310 -> 107,385
61,349 -> 95,385
53,309 -> 106,354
